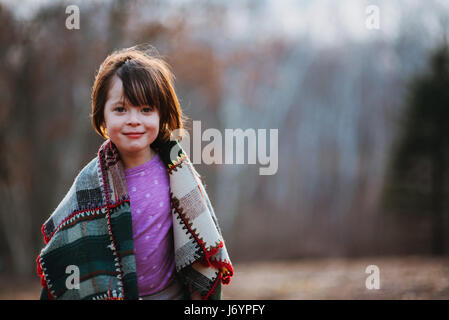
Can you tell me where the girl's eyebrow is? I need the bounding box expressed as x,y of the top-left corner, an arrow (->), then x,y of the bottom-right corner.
111,102 -> 149,110
112,99 -> 126,107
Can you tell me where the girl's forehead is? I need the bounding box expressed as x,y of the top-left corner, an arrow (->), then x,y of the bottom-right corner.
108,76 -> 124,102
107,74 -> 156,108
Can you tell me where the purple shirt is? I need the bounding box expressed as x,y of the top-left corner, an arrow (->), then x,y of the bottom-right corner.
124,152 -> 176,296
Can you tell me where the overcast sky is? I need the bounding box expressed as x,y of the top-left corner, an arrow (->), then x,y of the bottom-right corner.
1,0 -> 448,47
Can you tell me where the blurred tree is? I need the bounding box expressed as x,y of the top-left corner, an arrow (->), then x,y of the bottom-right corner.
0,0 -> 212,276
383,42 -> 449,255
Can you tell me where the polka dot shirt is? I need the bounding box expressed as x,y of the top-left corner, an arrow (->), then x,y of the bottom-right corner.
124,152 -> 175,296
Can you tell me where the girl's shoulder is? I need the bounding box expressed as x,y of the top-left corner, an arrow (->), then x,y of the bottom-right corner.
74,156 -> 102,189
41,156 -> 104,242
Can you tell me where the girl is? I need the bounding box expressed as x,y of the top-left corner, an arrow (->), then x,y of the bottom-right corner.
36,46 -> 233,300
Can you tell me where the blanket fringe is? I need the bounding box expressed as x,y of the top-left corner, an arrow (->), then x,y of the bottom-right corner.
211,258 -> 234,285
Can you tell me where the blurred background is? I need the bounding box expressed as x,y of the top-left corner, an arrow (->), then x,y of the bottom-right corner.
1,0 -> 449,299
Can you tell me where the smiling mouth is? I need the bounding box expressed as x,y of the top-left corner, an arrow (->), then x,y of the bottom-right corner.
123,132 -> 145,138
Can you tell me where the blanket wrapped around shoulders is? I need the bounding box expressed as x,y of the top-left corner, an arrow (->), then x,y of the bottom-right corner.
36,138 -> 233,300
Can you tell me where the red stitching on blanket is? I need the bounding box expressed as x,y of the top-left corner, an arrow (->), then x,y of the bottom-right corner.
99,142 -> 126,299
171,194 -> 223,263
167,153 -> 189,174
36,254 -> 55,300
41,198 -> 130,245
197,254 -> 233,285
203,272 -> 221,300
210,258 -> 234,285
171,192 -> 233,293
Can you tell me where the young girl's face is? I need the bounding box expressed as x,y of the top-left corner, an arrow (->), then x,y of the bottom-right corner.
103,75 -> 160,157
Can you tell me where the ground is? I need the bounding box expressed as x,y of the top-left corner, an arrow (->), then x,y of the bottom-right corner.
1,255 -> 448,299
222,255 -> 449,299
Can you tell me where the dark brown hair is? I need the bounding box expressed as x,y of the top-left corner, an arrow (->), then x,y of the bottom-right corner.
90,45 -> 188,143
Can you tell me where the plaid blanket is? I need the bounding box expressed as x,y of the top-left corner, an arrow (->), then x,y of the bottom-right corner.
36,138 -> 233,300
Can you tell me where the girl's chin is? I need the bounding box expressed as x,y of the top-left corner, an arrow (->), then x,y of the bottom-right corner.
118,139 -> 155,149
120,145 -> 152,154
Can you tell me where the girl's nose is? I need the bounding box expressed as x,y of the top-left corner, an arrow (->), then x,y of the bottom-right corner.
126,109 -> 141,125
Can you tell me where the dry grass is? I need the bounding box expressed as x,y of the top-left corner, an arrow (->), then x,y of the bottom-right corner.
222,255 -> 449,300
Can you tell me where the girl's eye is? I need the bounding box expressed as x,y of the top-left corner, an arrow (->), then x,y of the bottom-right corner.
115,106 -> 125,112
142,107 -> 153,113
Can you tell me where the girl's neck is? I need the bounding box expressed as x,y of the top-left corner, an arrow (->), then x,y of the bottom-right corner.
121,147 -> 156,170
